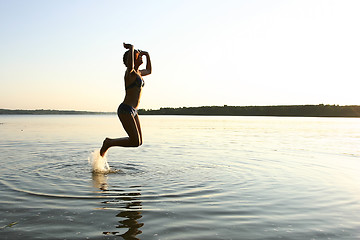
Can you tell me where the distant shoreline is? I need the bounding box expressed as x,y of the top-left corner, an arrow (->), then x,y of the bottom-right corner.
1,104 -> 360,117
139,104 -> 360,118
0,109 -> 114,115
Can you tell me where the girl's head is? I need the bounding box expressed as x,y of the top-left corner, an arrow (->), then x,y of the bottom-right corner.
123,49 -> 143,68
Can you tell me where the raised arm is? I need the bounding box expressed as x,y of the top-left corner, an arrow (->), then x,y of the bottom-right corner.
139,51 -> 152,76
123,43 -> 134,71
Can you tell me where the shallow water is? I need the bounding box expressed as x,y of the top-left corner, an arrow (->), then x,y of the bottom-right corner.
0,115 -> 360,239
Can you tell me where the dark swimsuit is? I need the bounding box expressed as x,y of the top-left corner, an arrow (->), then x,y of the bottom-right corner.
125,75 -> 144,90
117,74 -> 144,117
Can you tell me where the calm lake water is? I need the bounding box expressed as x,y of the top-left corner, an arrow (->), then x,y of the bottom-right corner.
0,115 -> 359,240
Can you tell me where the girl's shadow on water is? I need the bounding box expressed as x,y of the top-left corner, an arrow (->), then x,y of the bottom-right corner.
92,173 -> 143,240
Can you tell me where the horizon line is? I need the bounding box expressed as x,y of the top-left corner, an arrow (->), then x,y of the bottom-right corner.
1,104 -> 360,113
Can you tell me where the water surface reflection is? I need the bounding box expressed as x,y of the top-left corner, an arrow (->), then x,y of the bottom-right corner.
92,173 -> 143,239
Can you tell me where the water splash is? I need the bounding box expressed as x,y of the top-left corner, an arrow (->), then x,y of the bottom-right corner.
88,150 -> 115,174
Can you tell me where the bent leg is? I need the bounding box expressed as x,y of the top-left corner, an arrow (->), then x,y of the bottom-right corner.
117,113 -> 141,147
100,113 -> 141,156
134,114 -> 143,145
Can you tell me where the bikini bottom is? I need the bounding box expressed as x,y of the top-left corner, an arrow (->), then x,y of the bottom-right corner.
117,103 -> 138,117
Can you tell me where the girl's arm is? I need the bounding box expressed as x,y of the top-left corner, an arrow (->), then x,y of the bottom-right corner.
140,51 -> 152,76
123,43 -> 134,71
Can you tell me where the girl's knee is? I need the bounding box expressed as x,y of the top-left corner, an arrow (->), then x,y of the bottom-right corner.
129,138 -> 141,147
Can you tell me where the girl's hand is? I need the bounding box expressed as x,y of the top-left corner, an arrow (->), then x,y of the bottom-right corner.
123,43 -> 133,49
140,51 -> 148,56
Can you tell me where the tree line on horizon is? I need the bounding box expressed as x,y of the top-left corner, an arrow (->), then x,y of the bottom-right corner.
1,104 -> 360,117
0,109 -> 112,115
138,104 -> 360,117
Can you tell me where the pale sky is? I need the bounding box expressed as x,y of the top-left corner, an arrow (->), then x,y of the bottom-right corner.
1,0 -> 359,111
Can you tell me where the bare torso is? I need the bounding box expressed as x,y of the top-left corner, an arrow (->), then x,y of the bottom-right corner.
122,69 -> 143,108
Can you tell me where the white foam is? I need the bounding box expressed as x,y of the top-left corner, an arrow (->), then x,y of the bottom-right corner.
88,150 -> 111,174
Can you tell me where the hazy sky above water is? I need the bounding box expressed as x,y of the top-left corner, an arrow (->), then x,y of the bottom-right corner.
1,0 -> 359,111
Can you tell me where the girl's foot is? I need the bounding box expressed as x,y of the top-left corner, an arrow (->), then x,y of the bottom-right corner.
100,138 -> 111,157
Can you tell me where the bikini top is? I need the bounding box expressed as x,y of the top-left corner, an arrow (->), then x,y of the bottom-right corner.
126,74 -> 145,90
